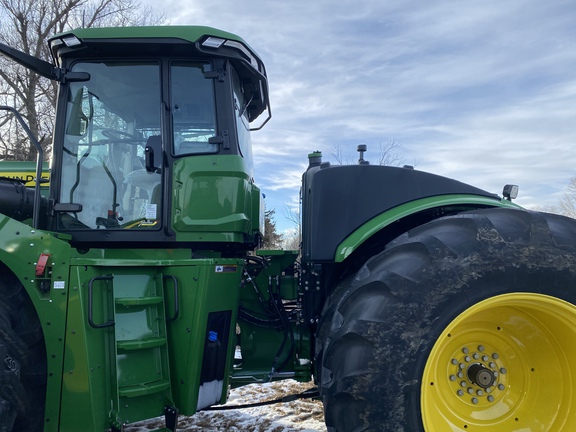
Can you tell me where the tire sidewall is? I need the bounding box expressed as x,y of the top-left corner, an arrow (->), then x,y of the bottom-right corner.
319,209 -> 576,432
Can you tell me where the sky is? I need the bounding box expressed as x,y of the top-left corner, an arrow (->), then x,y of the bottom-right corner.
147,0 -> 576,233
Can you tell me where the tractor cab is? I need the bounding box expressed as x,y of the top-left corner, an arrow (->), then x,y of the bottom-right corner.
16,27 -> 269,249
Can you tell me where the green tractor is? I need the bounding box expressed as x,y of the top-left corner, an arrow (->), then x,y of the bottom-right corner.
2,25 -> 576,432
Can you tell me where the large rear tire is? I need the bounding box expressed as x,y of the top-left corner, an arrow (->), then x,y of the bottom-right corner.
317,208 -> 576,431
0,269 -> 46,431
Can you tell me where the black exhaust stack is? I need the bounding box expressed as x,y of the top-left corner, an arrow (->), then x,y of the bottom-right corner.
0,177 -> 46,222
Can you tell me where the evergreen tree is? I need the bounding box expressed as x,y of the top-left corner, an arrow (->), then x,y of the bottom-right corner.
261,208 -> 283,249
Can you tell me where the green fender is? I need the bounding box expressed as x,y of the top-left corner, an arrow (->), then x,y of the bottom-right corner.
334,194 -> 520,262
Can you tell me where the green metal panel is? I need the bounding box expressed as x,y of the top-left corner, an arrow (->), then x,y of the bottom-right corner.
335,195 -> 521,262
172,155 -> 260,243
0,216 -> 71,431
163,258 -> 243,414
59,264 -> 114,432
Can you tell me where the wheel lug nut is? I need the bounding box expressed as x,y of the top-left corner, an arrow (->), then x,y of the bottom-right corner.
465,356 -> 471,362
477,390 -> 484,396
452,359 -> 458,365
482,355 -> 489,362
472,397 -> 478,404
473,353 -> 480,360
492,353 -> 499,359
487,395 -> 494,402
500,368 -> 507,375
498,384 -> 505,391
450,375 -> 456,381
468,387 -> 474,394
489,362 -> 496,368
457,389 -> 464,396
462,347 -> 469,354
478,345 -> 485,352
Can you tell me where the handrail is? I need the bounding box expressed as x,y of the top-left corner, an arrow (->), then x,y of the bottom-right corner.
0,105 -> 44,228
88,274 -> 115,329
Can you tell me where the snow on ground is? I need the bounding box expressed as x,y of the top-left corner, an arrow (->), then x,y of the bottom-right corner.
126,380 -> 326,432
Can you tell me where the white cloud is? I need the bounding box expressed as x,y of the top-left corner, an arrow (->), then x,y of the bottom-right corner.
146,0 -> 576,232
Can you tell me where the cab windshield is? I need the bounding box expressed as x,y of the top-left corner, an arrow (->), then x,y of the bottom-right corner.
58,60 -> 216,230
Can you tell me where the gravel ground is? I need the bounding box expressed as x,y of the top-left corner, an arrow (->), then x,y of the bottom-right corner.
126,380 -> 326,432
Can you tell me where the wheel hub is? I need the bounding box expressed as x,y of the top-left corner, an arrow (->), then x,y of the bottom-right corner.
467,363 -> 496,389
448,344 -> 506,405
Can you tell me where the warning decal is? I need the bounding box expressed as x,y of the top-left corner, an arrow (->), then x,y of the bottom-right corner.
53,281 -> 65,289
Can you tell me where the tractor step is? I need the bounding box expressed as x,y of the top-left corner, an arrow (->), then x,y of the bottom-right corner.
108,273 -> 175,426
117,337 -> 167,350
118,380 -> 171,398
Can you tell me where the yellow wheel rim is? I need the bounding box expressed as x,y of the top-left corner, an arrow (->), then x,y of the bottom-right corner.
422,293 -> 576,431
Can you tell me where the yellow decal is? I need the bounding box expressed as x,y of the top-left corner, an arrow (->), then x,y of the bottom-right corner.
0,172 -> 50,187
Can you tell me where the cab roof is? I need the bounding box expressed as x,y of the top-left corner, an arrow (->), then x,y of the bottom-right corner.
51,25 -> 248,47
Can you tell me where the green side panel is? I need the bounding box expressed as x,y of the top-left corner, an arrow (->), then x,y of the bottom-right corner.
0,216 -> 72,431
164,259 -> 243,415
335,195 -> 521,262
171,155 -> 260,243
52,25 -> 248,46
58,265 -> 112,432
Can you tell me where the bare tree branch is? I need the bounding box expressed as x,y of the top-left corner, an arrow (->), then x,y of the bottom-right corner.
0,0 -> 166,161
330,143 -> 346,165
283,203 -> 300,228
533,177 -> 576,219
559,177 -> 576,218
330,140 -> 405,166
376,139 -> 404,166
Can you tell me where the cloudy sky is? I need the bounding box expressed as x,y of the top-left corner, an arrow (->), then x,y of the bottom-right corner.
148,0 -> 576,233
